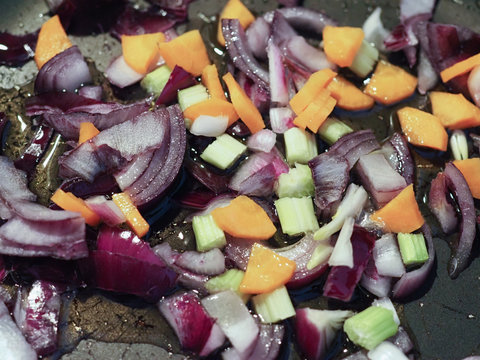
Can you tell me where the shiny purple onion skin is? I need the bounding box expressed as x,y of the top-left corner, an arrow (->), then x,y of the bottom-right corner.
14,125 -> 54,174
383,133 -> 415,185
247,323 -> 284,360
25,92 -> 101,116
428,172 -> 458,234
0,31 -> 37,67
59,174 -> 120,199
156,66 -> 196,106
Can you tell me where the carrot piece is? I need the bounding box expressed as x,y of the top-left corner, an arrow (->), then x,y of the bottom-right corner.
397,107 -> 448,151
327,76 -> 375,111
322,26 -> 364,67
453,158 -> 480,199
239,243 -> 296,294
183,98 -> 239,126
211,195 -> 276,240
289,68 -> 337,114
440,53 -> 480,83
121,32 -> 165,75
364,60 -> 418,105
430,91 -> 480,129
34,15 -> 72,69
293,89 -> 337,133
78,122 -> 100,144
202,64 -> 227,101
158,30 -> 211,76
51,189 -> 100,226
222,72 -> 265,133
217,0 -> 255,46
370,184 -> 425,233
112,193 -> 150,238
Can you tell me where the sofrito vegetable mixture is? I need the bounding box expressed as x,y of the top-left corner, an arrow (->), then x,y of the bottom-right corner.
0,0 -> 479,359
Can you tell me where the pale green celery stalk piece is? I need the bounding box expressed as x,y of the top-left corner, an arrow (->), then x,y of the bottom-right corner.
349,40 -> 379,78
318,117 -> 353,145
205,269 -> 250,303
307,242 -> 334,270
252,286 -> 296,323
140,65 -> 171,95
314,184 -> 368,241
275,197 -> 319,236
275,163 -> 315,198
200,134 -> 247,170
192,214 -> 226,252
343,306 -> 398,350
450,129 -> 468,160
284,127 -> 318,165
397,232 -> 429,266
178,84 -> 209,111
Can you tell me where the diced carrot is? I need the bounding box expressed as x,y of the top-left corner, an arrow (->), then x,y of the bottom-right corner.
211,195 -> 276,240
112,192 -> 149,238
34,15 -> 72,69
364,60 -> 418,105
440,53 -> 480,83
289,68 -> 337,114
327,76 -> 375,111
222,72 -> 265,133
202,64 -> 227,101
322,26 -> 364,67
78,122 -> 100,144
158,30 -> 211,76
293,89 -> 337,133
183,98 -> 239,126
453,158 -> 480,199
51,189 -> 100,226
370,184 -> 425,233
239,243 -> 296,294
397,107 -> 448,151
430,91 -> 480,129
217,0 -> 255,46
121,32 -> 165,75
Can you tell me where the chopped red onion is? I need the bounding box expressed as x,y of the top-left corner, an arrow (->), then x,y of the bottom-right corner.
25,92 -> 102,116
59,174 -> 119,199
283,36 -> 335,72
329,130 -> 380,170
114,151 -> 154,191
0,31 -> 37,67
14,125 -> 54,175
468,65 -> 480,106
428,172 -> 458,234
175,190 -> 217,211
368,341 -> 409,360
0,301 -> 36,359
246,17 -> 270,60
329,217 -> 355,268
200,323 -> 226,357
247,129 -> 277,153
156,65 -> 196,106
362,7 -> 389,52
269,107 -> 294,134
268,40 -> 289,106
388,327 -> 414,354
247,323 -> 284,360
105,55 -> 144,89
78,86 -> 102,101
381,133 -> 415,185
35,46 -> 92,94
361,259 -> 392,298
417,49 -> 438,95
84,196 -> 126,226
373,234 -> 406,278
184,194 -> 234,221
189,115 -> 229,137
184,157 -> 231,195
175,248 -> 225,276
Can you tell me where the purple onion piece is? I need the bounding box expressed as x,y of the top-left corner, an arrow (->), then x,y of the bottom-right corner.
284,36 -> 335,73
361,259 -> 392,298
184,194 -> 235,221
270,11 -> 298,48
34,46 -> 92,94
105,55 -> 144,88
14,281 -> 62,356
147,0 -> 193,21
267,40 -> 289,106
329,129 -> 380,170
84,196 -> 125,226
25,92 -> 102,116
392,224 -> 435,299
362,7 -> 389,52
247,129 -> 277,153
246,17 -> 270,60
224,236 -> 253,271
59,174 -> 119,199
156,65 -> 196,106
184,157 -> 231,195
323,226 -> 376,302
264,7 -> 337,36
373,234 -> 406,278
14,125 -> 54,174
222,19 -> 269,88
428,172 -> 458,234
388,326 -> 414,354
0,31 -> 37,67
227,120 -> 251,137
246,323 -> 284,360
175,248 -> 225,276
0,301 -> 36,359
269,107 -> 294,134
381,133 -> 415,185
175,190 -> 217,210
237,72 -> 271,114
78,85 -> 102,100
417,49 -> 438,95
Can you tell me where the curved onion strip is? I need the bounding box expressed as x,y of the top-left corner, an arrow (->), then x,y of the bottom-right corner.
468,65 -> 480,107
263,7 -> 337,35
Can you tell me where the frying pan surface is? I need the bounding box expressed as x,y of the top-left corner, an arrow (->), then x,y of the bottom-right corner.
0,0 -> 480,359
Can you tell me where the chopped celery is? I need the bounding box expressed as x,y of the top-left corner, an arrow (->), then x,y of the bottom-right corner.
275,163 -> 315,198
205,269 -> 250,303
200,134 -> 247,170
349,40 -> 379,78
397,232 -> 429,266
306,242 -> 334,270
343,306 -> 398,350
275,197 -> 319,236
284,127 -> 318,165
178,84 -> 209,111
318,117 -> 353,145
192,214 -> 226,252
140,65 -> 171,95
450,129 -> 468,161
252,285 -> 296,323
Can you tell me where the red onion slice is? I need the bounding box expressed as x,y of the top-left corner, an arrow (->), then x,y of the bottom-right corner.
361,260 -> 392,298
388,326 -> 414,354
428,172 -> 458,234
78,85 -> 102,101
246,17 -> 270,60
468,64 -> 480,106
329,130 -> 380,170
14,125 -> 54,174
362,7 -> 389,52
105,55 -> 144,89
381,133 -> 415,186
247,129 -> 277,153
0,31 -> 37,67
417,49 -> 438,95
84,196 -> 126,226
269,107 -> 294,134
373,234 -> 406,278
175,248 -> 225,276
267,39 -> 289,106
283,36 -> 335,72
0,301 -> 36,359
156,66 -> 196,106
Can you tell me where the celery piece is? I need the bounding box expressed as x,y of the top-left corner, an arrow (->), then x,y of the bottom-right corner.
318,117 -> 353,145
284,127 -> 318,165
450,129 -> 468,161
275,197 -> 319,236
275,163 -> 315,198
140,65 -> 171,95
343,306 -> 398,350
178,84 -> 209,111
205,269 -> 250,303
306,242 -> 334,270
397,232 -> 429,266
200,134 -> 247,170
349,40 -> 379,78
252,286 -> 296,323
192,214 -> 226,252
